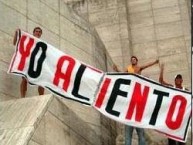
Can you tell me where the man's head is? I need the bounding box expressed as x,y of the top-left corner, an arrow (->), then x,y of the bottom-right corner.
33,27 -> 42,38
174,74 -> 183,86
130,56 -> 138,65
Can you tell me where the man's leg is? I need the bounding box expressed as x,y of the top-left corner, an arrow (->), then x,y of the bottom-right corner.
177,141 -> 185,145
38,86 -> 44,95
136,127 -> 146,145
125,126 -> 134,145
168,139 -> 177,145
20,77 -> 27,98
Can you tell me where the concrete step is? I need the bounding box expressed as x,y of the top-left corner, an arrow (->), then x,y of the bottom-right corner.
0,95 -> 102,145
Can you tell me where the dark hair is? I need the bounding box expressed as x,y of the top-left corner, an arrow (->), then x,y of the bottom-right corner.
175,74 -> 182,79
131,56 -> 138,61
33,27 -> 42,33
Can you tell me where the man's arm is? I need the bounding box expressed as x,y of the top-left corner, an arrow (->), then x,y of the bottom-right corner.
113,64 -> 127,72
113,64 -> 119,72
159,63 -> 173,86
140,59 -> 159,71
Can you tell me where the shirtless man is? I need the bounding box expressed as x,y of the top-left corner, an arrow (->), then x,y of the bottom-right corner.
13,27 -> 44,98
113,56 -> 159,75
113,56 -> 159,145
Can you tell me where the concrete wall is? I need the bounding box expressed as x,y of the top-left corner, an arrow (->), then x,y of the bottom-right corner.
0,95 -> 116,145
72,0 -> 191,90
0,0 -> 115,101
31,95 -> 101,145
72,0 -> 133,70
127,0 -> 191,87
0,1 -> 117,145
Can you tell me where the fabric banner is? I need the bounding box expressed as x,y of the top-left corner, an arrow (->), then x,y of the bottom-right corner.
94,73 -> 191,142
8,30 -> 104,105
8,30 -> 191,142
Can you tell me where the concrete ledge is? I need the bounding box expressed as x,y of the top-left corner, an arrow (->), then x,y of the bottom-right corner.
0,94 -> 102,145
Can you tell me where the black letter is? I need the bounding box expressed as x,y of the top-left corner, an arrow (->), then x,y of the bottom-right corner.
72,64 -> 89,101
105,78 -> 131,117
28,42 -> 47,78
149,90 -> 169,125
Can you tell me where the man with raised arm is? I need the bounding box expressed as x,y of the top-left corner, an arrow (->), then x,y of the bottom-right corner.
113,56 -> 159,145
159,63 -> 187,145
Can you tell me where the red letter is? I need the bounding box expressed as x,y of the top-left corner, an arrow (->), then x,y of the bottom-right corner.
166,95 -> 187,130
95,78 -> 111,108
53,56 -> 75,91
18,35 -> 34,71
126,82 -> 149,122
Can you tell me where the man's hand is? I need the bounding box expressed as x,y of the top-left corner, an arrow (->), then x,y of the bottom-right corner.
155,59 -> 159,64
13,28 -> 20,45
113,64 -> 119,72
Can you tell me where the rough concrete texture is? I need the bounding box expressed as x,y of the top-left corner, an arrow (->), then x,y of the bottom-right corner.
0,0 -> 114,100
72,0 -> 191,89
0,95 -> 114,145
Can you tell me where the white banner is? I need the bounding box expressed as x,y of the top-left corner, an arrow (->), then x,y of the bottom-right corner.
8,30 -> 104,105
8,30 -> 191,142
94,73 -> 191,142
